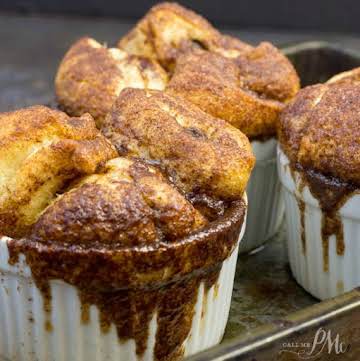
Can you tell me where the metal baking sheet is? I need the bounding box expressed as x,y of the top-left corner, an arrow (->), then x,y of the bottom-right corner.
187,41 -> 360,361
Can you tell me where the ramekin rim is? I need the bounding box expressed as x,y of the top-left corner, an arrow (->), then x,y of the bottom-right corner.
0,195 -> 247,288
277,145 -> 360,218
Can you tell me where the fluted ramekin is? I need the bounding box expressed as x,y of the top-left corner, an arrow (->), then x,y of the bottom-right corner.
240,138 -> 284,253
0,198 -> 247,361
278,147 -> 360,300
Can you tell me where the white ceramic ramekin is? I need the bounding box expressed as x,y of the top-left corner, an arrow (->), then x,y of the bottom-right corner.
0,200 -> 246,361
278,147 -> 360,300
240,138 -> 284,253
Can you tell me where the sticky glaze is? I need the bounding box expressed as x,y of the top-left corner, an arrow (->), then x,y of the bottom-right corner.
7,199 -> 245,360
293,163 -> 356,271
296,196 -> 306,254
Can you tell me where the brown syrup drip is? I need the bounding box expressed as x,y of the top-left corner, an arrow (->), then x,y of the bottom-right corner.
8,251 -> 54,332
187,193 -> 226,222
293,163 -> 357,272
9,245 -> 221,359
42,283 -> 53,332
7,200 -> 245,360
80,302 -> 90,324
296,197 -> 306,254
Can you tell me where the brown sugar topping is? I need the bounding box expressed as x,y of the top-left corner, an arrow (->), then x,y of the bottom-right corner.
31,157 -> 207,247
118,2 -> 299,100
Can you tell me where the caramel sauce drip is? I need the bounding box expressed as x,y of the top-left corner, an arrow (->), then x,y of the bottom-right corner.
8,241 -> 221,359
296,197 -> 306,254
294,163 -> 356,272
5,200 -> 245,360
77,277 -> 211,360
187,193 -> 226,222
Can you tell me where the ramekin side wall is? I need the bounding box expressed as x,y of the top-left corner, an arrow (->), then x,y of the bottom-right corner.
240,138 -> 284,253
0,220 -> 244,361
277,147 -> 360,300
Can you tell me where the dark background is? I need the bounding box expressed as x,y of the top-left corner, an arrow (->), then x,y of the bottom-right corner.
1,0 -> 360,33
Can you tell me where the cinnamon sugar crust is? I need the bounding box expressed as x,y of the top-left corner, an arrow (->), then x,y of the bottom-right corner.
119,2 -> 299,138
118,2 -> 300,106
55,37 -> 168,126
279,82 -> 360,185
0,105 -> 117,238
234,42 -> 299,102
117,2 -> 221,70
327,67 -> 360,85
32,157 -> 206,246
102,88 -> 255,200
167,49 -> 284,138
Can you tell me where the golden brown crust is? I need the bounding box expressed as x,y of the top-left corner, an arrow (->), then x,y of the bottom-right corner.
102,88 -> 255,200
210,34 -> 253,58
326,67 -> 360,85
208,39 -> 299,102
167,49 -> 284,138
0,106 -> 117,238
55,37 -> 168,126
234,42 -> 299,102
32,157 -> 207,246
33,181 -> 158,246
118,2 -> 252,67
278,85 -> 324,161
118,2 -> 220,70
118,2 -> 299,137
279,82 -> 360,184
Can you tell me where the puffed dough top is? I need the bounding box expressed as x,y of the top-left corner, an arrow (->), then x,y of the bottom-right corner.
118,2 -> 254,70
102,88 -> 255,200
118,2 -> 299,138
55,37 -> 168,126
0,106 -> 117,238
32,157 -> 207,246
118,2 -> 299,101
118,2 -> 222,70
327,66 -> 360,85
279,75 -> 360,185
167,49 -> 285,139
